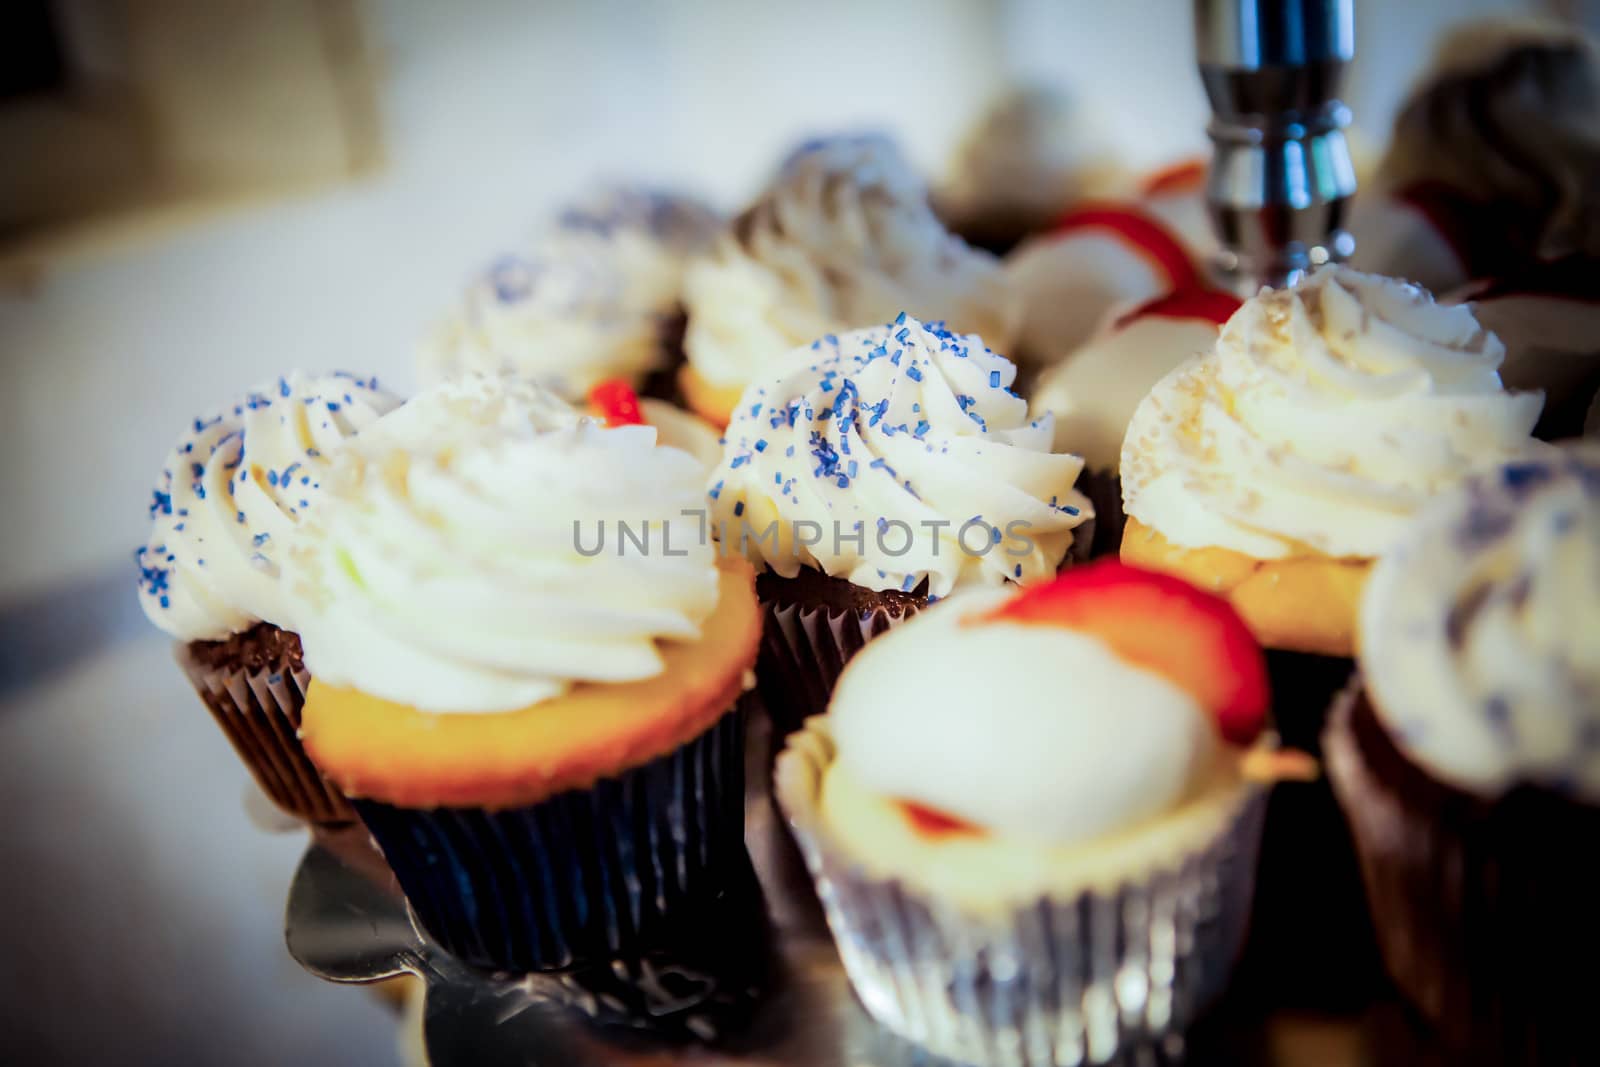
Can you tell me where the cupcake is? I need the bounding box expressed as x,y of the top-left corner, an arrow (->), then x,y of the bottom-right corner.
419,186 -> 720,400
134,372 -> 402,823
289,374 -> 762,972
1349,17 -> 1600,290
934,85 -> 1126,254
775,560 -> 1274,1066
1120,265 -> 1546,659
1324,444 -> 1600,1063
708,313 -> 1091,738
1453,257 -> 1600,441
1005,182 -> 1209,373
680,135 -> 1017,426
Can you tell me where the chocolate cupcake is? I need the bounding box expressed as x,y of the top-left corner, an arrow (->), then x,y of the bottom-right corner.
289,375 -> 762,972
1349,16 -> 1600,293
1324,444 -> 1600,1063
680,135 -> 1017,426
707,313 -> 1091,739
135,372 -> 402,823
419,185 -> 720,402
776,562 -> 1275,1066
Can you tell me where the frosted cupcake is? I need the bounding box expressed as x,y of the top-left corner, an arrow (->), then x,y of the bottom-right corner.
135,372 -> 401,823
776,561 -> 1274,1066
1120,266 -> 1545,658
289,374 -> 761,971
420,186 -> 720,399
708,313 -> 1090,736
1349,17 -> 1600,291
680,135 -> 1017,426
1325,444 -> 1600,1063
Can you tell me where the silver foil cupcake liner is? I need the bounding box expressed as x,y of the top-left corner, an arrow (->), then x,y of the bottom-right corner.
774,719 -> 1266,1067
176,641 -> 353,825
757,597 -> 921,741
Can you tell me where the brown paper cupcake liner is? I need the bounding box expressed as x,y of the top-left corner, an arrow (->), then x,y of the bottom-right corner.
755,591 -> 922,743
1324,678 -> 1600,1064
176,639 -> 353,825
775,719 -> 1267,1067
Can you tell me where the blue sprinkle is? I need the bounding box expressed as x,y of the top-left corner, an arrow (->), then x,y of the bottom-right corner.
730,455 -> 748,469
989,370 -> 1001,388
906,365 -> 923,382
913,420 -> 930,438
901,574 -> 916,592
159,594 -> 170,609
1014,564 -> 1022,578
733,501 -> 745,517
750,402 -> 763,418
278,378 -> 292,398
252,532 -> 270,547
709,480 -> 723,501
785,445 -> 795,457
894,311 -> 907,325
755,440 -> 768,453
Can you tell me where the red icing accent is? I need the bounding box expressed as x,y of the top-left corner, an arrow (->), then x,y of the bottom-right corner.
588,379 -> 645,426
979,559 -> 1269,745
1140,158 -> 1207,199
1115,287 -> 1242,331
899,801 -> 983,838
1049,203 -> 1198,290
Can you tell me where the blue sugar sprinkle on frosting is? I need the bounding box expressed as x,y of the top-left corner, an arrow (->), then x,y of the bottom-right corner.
906,365 -> 923,382
733,501 -> 744,517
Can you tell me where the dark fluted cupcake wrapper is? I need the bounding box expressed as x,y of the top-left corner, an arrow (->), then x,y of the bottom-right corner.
175,640 -> 353,825
353,707 -> 746,974
756,596 -> 922,742
1073,467 -> 1125,563
775,720 -> 1267,1067
1324,680 -> 1600,1064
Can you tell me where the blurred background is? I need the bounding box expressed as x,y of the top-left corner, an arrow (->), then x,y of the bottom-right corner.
0,1 -> 1594,1064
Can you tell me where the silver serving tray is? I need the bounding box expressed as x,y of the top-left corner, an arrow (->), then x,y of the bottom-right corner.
284,716 -> 1446,1066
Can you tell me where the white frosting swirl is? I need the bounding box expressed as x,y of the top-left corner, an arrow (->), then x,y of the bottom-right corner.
829,589 -> 1220,846
1360,446 -> 1600,800
287,375 -> 720,714
419,187 -> 719,394
1122,267 -> 1546,560
683,136 -> 1017,391
708,315 -> 1089,598
135,372 -> 401,642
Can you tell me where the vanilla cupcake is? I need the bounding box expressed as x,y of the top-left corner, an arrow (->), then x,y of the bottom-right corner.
680,136 -> 1017,426
289,374 -> 761,971
1120,266 -> 1545,658
1325,444 -> 1600,1062
420,186 -> 720,398
135,372 -> 400,823
776,561 -> 1273,1066
708,314 -> 1090,736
